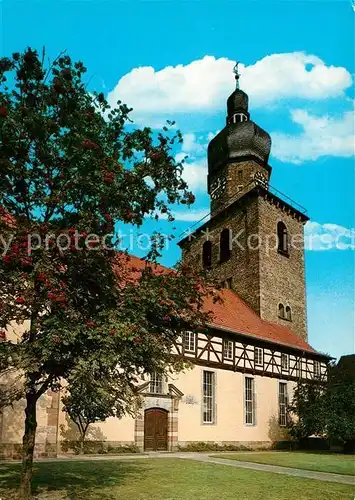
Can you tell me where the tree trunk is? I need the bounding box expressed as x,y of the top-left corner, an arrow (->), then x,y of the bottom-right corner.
78,426 -> 89,455
79,434 -> 85,455
20,390 -> 38,499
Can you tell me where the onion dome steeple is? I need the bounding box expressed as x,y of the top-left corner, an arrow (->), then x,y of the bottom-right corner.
208,62 -> 271,174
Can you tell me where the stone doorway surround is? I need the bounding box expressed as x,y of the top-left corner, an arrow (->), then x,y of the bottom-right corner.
134,383 -> 183,452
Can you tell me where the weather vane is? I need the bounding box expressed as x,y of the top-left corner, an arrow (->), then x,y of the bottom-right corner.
233,62 -> 240,89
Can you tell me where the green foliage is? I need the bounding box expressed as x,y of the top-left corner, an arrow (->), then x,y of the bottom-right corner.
288,361 -> 355,451
0,47 -> 215,496
287,380 -> 327,441
325,362 -> 355,449
61,441 -> 140,454
177,442 -> 252,452
61,364 -> 139,451
0,46 -> 212,396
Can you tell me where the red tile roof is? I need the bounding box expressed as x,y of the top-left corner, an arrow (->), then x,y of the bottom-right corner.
204,288 -> 317,353
113,252 -> 171,284
117,255 -> 319,355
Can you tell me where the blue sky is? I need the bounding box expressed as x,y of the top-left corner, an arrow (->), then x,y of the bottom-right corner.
2,0 -> 354,358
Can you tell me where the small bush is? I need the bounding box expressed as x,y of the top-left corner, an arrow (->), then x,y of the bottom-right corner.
272,440 -> 295,451
61,440 -> 105,454
177,442 -> 252,452
61,440 -> 140,455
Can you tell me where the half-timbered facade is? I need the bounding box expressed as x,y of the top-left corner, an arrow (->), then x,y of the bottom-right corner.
0,71 -> 331,458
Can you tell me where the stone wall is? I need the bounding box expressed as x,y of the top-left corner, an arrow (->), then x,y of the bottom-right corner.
181,190 -> 307,340
258,195 -> 307,340
0,390 -> 60,459
182,194 -> 261,315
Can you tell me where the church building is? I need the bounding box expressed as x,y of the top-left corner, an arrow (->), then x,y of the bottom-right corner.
0,69 -> 330,457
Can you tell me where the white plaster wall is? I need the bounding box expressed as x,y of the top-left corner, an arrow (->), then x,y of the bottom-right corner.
175,365 -> 294,443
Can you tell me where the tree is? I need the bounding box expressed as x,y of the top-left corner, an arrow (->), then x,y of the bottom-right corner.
287,379 -> 327,442
62,361 -> 137,454
288,357 -> 355,452
0,48 -> 214,498
325,357 -> 355,453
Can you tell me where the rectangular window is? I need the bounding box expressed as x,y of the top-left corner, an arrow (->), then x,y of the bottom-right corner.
149,373 -> 163,394
183,331 -> 196,352
294,358 -> 301,377
254,347 -> 263,367
314,360 -> 321,378
202,371 -> 216,424
245,377 -> 255,425
279,382 -> 288,426
223,340 -> 234,360
281,353 -> 289,371
238,170 -> 243,181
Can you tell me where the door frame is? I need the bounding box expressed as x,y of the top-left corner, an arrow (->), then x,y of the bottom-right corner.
143,407 -> 168,451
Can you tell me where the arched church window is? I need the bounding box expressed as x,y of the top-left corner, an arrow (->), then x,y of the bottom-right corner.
278,303 -> 285,319
277,221 -> 289,256
285,306 -> 292,321
220,228 -> 231,262
202,240 -> 212,269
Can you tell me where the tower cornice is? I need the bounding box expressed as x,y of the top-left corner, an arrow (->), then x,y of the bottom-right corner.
178,185 -> 309,247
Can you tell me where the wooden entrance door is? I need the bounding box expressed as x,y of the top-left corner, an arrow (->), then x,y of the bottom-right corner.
144,408 -> 168,451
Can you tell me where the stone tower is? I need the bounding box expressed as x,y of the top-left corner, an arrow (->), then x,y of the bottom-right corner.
179,66 -> 309,341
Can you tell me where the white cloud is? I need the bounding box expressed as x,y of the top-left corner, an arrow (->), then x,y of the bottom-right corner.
181,133 -> 206,155
272,109 -> 355,163
174,133 -> 212,192
171,209 -> 210,222
107,53 -> 352,125
180,158 -> 208,192
305,221 -> 355,251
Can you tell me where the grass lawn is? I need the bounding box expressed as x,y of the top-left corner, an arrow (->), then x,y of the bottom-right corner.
209,451 -> 355,476
0,458 -> 354,500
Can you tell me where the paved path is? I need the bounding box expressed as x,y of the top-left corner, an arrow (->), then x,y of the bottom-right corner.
4,452 -> 354,486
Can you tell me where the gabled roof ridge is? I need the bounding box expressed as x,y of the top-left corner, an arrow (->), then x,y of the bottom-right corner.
202,287 -> 322,356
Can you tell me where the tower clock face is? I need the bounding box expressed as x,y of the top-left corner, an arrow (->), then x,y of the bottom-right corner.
210,174 -> 227,200
252,171 -> 268,188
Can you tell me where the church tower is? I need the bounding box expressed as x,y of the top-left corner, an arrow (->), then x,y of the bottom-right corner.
179,64 -> 309,341
208,64 -> 271,217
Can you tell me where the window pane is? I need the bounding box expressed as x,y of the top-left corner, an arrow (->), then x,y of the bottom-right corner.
245,378 -> 254,425
281,353 -> 289,370
224,340 -> 233,359
203,371 -> 215,424
150,373 -> 163,394
255,347 -> 263,366
184,332 -> 195,352
279,383 -> 287,426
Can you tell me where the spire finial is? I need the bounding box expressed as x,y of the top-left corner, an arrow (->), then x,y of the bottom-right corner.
233,62 -> 240,89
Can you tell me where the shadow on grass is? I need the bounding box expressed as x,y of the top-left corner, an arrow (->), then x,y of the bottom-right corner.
0,460 -> 148,499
